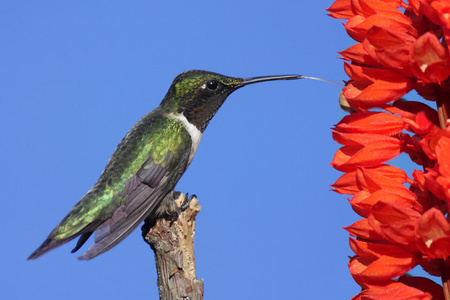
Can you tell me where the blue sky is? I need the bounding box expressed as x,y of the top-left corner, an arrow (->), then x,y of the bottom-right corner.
1,1 -> 363,299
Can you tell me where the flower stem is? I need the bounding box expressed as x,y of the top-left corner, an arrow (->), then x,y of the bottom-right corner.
443,258 -> 450,300
436,89 -> 450,129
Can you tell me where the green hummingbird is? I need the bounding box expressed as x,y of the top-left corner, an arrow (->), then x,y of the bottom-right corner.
28,70 -> 310,260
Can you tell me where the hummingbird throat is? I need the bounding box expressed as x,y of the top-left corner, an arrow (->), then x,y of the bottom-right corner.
182,95 -> 229,132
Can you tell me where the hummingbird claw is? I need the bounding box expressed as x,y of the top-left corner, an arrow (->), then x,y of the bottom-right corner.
169,215 -> 177,226
180,193 -> 196,211
169,193 -> 196,225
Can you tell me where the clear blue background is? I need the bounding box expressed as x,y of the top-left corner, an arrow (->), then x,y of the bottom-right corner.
1,1 -> 360,299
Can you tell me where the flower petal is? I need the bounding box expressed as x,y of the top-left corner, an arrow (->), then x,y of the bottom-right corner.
416,207 -> 450,259
398,276 -> 445,300
343,63 -> 414,108
345,218 -> 384,241
410,32 -> 450,84
327,0 -> 354,19
368,201 -> 420,251
334,111 -> 405,135
331,138 -> 402,172
352,281 -> 433,300
349,239 -> 419,283
364,26 -> 415,76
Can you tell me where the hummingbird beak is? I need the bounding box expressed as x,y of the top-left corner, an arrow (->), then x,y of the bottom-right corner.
235,74 -> 304,89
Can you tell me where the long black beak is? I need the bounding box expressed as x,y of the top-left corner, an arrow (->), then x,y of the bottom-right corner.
236,74 -> 304,88
235,74 -> 342,89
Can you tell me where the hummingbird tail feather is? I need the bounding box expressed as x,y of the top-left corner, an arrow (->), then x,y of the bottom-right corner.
27,220 -> 101,260
71,231 -> 94,253
27,236 -> 78,260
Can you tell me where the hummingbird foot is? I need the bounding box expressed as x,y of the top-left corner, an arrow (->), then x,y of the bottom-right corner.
179,193 -> 196,211
142,191 -> 197,233
169,193 -> 196,225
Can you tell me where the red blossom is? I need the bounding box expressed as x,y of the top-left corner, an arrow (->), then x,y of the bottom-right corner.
388,100 -> 440,133
352,281 -> 433,299
420,128 -> 450,161
343,63 -> 415,108
363,26 -> 416,76
334,111 -> 405,134
354,165 -> 410,191
416,208 -> 450,258
339,43 -> 380,65
332,164 -> 410,194
327,0 -> 354,19
349,238 -> 420,284
368,201 -> 421,251
331,140 -> 402,172
398,276 -> 445,300
419,0 -> 450,50
349,188 -> 420,217
345,14 -> 415,42
328,0 -> 450,297
410,32 -> 450,83
345,218 -> 385,241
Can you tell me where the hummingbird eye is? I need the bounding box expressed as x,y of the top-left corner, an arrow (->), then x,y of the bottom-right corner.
206,80 -> 220,91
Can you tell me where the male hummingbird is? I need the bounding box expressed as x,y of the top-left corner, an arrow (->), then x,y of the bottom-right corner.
28,70 -> 310,260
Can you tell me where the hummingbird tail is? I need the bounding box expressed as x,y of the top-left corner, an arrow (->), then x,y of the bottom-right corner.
27,220 -> 101,260
71,232 -> 94,253
27,236 -> 78,260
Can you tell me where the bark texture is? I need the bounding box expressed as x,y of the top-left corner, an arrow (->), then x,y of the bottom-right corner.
143,194 -> 203,300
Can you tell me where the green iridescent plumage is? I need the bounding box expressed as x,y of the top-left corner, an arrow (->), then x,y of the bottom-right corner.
28,70 -> 304,260
51,111 -> 191,240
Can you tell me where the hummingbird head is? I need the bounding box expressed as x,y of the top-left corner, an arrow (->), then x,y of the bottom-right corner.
160,70 -> 303,132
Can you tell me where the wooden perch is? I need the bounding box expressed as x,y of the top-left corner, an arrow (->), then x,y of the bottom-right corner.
143,194 -> 204,300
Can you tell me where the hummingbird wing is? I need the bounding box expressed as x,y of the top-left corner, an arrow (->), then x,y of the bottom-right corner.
28,112 -> 193,260
77,150 -> 188,260
27,159 -> 170,261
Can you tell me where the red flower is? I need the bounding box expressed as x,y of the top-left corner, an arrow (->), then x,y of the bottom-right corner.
416,208 -> 450,258
332,164 -> 409,195
343,63 -> 415,108
410,32 -> 450,84
352,281 -> 435,299
422,135 -> 450,201
328,0 -> 450,298
368,201 -> 421,251
349,238 -> 420,284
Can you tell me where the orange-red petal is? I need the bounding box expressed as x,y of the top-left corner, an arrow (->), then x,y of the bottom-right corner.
334,111 -> 405,135
345,218 -> 384,241
331,138 -> 402,172
349,239 -> 419,283
368,201 -> 420,251
343,63 -> 414,108
398,276 -> 445,300
415,207 -> 450,259
410,32 -> 450,84
352,281 -> 433,300
327,0 -> 354,19
364,26 -> 415,76
349,188 -> 420,217
339,43 -> 380,65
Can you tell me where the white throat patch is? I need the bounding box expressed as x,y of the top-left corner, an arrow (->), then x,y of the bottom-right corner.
168,113 -> 203,165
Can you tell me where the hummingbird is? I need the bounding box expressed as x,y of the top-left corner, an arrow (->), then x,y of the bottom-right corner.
28,70 -> 315,260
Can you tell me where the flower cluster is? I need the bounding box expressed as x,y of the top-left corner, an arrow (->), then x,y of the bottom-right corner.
328,0 -> 450,299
